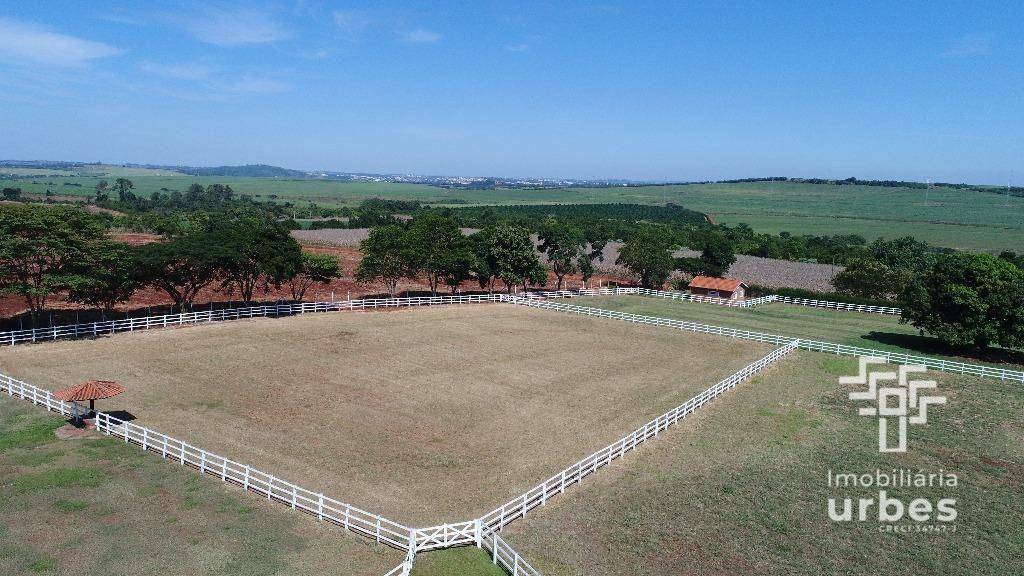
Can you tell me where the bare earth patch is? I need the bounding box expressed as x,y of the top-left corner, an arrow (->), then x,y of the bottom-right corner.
0,304 -> 770,526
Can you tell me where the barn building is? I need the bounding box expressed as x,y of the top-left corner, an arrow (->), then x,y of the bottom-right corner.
688,276 -> 747,300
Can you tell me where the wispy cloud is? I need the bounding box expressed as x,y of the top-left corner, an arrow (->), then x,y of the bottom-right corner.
175,8 -> 290,46
333,11 -> 372,36
505,43 -> 529,53
212,77 -> 291,94
397,29 -> 441,44
0,17 -> 122,66
942,34 -> 992,58
139,61 -> 217,80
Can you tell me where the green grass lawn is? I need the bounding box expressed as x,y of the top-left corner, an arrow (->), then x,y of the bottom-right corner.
501,352 -> 1024,575
0,399 -> 401,576
572,295 -> 1024,370
410,548 -> 507,576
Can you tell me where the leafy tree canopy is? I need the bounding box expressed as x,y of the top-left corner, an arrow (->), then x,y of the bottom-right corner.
900,253 -> 1024,349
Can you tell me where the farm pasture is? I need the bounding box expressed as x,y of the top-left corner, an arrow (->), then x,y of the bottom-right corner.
0,304 -> 772,526
0,399 -> 402,576
574,296 -> 1024,370
499,353 -> 1024,575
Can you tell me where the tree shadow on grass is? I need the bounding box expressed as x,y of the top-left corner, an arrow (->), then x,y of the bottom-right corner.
861,331 -> 1024,366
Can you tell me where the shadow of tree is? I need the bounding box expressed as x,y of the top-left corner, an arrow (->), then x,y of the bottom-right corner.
861,331 -> 1024,366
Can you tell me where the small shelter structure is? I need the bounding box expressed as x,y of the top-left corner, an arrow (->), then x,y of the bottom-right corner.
688,276 -> 747,300
53,380 -> 125,417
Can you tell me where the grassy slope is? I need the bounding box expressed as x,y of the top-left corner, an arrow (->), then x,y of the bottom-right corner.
0,399 -> 400,576
503,352 -> 1024,575
574,296 -> 1024,370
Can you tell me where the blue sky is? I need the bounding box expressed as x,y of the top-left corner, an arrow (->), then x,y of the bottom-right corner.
1,1 -> 1021,183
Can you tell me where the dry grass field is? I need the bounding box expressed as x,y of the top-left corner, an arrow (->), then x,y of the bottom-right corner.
499,352 -> 1024,576
0,304 -> 771,526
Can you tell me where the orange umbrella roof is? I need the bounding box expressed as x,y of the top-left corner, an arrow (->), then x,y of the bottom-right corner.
53,380 -> 126,402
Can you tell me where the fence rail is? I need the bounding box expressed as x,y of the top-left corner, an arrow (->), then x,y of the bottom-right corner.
508,297 -> 1024,382
482,530 -> 543,576
770,295 -> 902,315
88,410 -> 414,550
0,295 -> 506,346
1,372 -> 76,416
477,340 -> 798,533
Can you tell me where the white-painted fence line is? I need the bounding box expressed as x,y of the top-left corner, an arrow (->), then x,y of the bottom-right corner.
0,372 -> 415,553
508,297 -> 1024,382
0,295 -> 506,346
0,284 -> 898,350
476,340 -> 798,534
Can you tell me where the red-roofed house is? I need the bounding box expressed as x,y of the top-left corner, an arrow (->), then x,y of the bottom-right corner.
688,276 -> 747,300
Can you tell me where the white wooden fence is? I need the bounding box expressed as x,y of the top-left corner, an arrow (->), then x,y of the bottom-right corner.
627,288 -> 901,314
0,295 -> 506,346
89,410 -> 415,550
476,341 -> 798,534
0,285 -> 902,349
508,297 -> 1024,382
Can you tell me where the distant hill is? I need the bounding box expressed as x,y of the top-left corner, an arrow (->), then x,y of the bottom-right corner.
174,164 -> 308,178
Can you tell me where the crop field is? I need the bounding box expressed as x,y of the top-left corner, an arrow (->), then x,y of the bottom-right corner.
498,352 -> 1024,575
0,399 -> 403,576
7,173 -> 1022,251
0,304 -> 771,526
572,296 -> 1024,370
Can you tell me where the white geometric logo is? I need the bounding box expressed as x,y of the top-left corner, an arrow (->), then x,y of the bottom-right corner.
839,357 -> 946,453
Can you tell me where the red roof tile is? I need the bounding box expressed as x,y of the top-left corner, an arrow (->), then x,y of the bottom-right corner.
688,276 -> 745,292
53,380 -> 126,401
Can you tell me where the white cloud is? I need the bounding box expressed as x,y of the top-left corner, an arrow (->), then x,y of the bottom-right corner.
942,34 -> 992,58
176,8 -> 290,46
0,18 -> 122,66
505,43 -> 529,52
212,77 -> 291,94
139,61 -> 217,80
397,29 -> 441,44
332,11 -> 372,36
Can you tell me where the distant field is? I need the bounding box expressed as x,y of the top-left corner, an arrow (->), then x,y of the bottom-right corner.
0,399 -> 401,576
7,172 -> 1022,251
501,352 -> 1024,575
0,304 -> 770,525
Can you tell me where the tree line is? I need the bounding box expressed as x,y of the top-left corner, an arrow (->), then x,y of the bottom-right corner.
0,204 -> 341,324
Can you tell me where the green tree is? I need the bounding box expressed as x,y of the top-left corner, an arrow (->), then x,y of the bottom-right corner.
94,180 -> 110,202
900,253 -> 1024,349
211,218 -> 303,304
488,224 -> 546,293
833,259 -> 907,299
685,231 -> 736,277
869,236 -> 932,270
134,232 -> 224,310
0,205 -> 107,321
538,218 -> 590,290
469,228 -> 498,291
407,214 -> 473,296
67,240 -> 139,312
289,252 -> 342,301
617,228 -> 674,288
2,187 -> 22,201
355,225 -> 416,297
113,178 -> 135,203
